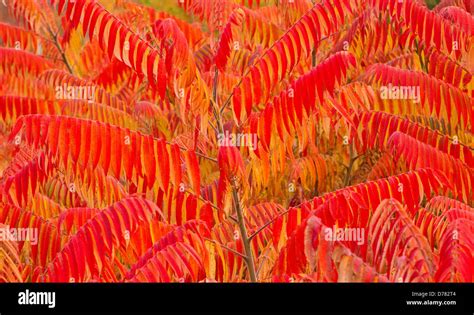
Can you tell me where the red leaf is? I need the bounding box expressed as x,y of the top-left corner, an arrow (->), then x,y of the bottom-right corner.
185,149 -> 200,194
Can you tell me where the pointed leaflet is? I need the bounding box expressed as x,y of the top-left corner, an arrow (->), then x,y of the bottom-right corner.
354,111 -> 473,167
43,197 -> 162,282
8,115 -> 192,193
184,149 -> 201,194
368,199 -> 436,281
255,51 -> 357,151
388,132 -> 473,203
435,220 -> 474,282
215,8 -> 245,72
230,0 -> 361,121
56,0 -> 164,85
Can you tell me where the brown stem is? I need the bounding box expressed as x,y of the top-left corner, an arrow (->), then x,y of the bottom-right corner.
204,238 -> 246,259
311,47 -> 317,67
211,67 -> 223,134
248,208 -> 292,241
344,144 -> 358,187
231,181 -> 257,282
218,30 -> 341,117
165,141 -> 218,163
45,25 -> 74,74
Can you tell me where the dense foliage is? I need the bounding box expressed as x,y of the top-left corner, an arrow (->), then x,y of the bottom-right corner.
0,0 -> 472,282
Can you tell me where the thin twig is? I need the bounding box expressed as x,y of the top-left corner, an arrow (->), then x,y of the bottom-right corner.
228,214 -> 238,224
231,182 -> 257,282
219,30 -> 342,117
45,25 -> 74,74
165,140 -> 218,163
344,143 -> 355,187
248,207 -> 292,241
184,189 -> 219,211
204,238 -> 246,259
211,67 -> 223,134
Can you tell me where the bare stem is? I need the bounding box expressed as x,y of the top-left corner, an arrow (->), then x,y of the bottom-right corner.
184,189 -> 219,211
344,144 -> 355,187
211,67 -> 223,134
231,181 -> 257,282
165,140 -> 218,163
204,238 -> 246,259
218,30 -> 341,117
248,208 -> 292,241
45,25 -> 74,74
